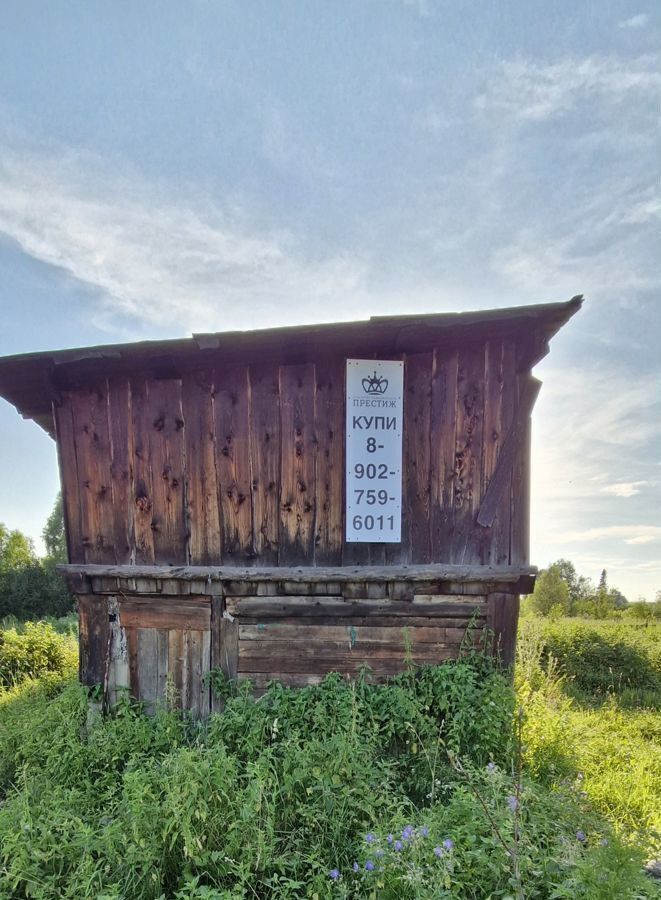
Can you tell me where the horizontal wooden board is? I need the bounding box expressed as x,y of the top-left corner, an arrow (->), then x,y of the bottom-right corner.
118,597 -> 211,630
238,641 -> 460,661
60,562 -> 536,583
238,624 -> 464,644
225,596 -> 485,619
237,672 -> 326,688
412,594 -> 486,605
238,653 -> 458,675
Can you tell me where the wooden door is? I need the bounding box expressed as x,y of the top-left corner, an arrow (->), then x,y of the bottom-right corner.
117,595 -> 211,715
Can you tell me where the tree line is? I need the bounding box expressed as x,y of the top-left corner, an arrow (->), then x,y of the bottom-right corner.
524,558 -> 660,620
0,494 -> 72,620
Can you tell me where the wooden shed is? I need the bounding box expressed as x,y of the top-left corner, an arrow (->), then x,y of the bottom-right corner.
0,297 -> 581,713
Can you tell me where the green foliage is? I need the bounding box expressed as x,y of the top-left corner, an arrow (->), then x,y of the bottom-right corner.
529,564 -> 570,617
0,508 -> 74,620
524,618 -> 661,699
42,493 -> 68,564
0,621 -> 78,688
627,600 -> 661,622
526,559 -> 635,619
517,618 -> 661,858
0,523 -> 35,571
0,631 -> 658,899
329,774 -> 654,899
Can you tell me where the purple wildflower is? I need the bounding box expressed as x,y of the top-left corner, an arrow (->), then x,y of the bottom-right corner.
329,869 -> 340,881
402,825 -> 415,840
386,834 -> 394,844
507,795 -> 519,812
394,840 -> 404,852
443,838 -> 454,851
419,825 -> 430,838
434,846 -> 443,858
486,761 -> 496,774
576,830 -> 586,843
365,832 -> 376,844
352,861 -> 360,872
365,860 -> 375,871
375,849 -> 384,858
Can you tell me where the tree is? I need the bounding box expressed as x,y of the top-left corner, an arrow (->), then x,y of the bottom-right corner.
42,493 -> 68,563
529,564 -> 570,617
0,524 -> 35,572
0,511 -> 73,620
554,558 -> 594,612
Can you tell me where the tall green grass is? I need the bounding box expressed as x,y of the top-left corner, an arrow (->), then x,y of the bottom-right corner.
516,617 -> 661,856
0,619 -> 658,898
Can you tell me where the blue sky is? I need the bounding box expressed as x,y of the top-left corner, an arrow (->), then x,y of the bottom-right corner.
0,0 -> 659,599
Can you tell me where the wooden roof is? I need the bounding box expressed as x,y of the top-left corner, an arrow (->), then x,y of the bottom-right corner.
0,296 -> 582,437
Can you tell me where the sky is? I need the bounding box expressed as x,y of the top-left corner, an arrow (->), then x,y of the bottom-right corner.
0,0 -> 659,599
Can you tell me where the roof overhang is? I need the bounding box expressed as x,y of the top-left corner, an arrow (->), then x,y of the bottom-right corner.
0,296 -> 583,438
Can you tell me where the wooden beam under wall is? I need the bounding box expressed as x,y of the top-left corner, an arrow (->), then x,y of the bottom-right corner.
59,561 -> 537,585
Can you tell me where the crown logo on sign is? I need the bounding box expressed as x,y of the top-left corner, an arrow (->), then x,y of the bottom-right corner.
362,371 -> 388,395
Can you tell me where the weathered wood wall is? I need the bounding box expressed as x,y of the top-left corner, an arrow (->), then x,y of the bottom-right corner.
75,574 -> 514,708
54,337 -> 533,571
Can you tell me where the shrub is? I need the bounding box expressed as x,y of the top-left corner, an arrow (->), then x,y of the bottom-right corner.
1,648 -> 658,899
0,559 -> 74,620
522,618 -> 661,698
0,621 -> 78,688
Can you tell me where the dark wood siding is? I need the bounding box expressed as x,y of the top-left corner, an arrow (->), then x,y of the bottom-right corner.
54,340 -> 524,570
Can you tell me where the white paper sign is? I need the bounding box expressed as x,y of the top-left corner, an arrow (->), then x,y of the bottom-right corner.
346,359 -> 403,542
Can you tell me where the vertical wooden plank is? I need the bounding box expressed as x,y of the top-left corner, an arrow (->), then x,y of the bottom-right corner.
404,352 -> 432,563
210,594 -> 223,711
249,364 -> 281,565
279,363 -> 316,565
184,629 -> 209,717
146,379 -> 187,564
510,376 -> 532,565
500,594 -> 520,668
314,358 -> 344,565
168,629 -> 184,708
137,627 -> 158,712
488,592 -> 518,667
180,631 -> 191,709
78,595 -> 109,685
156,629 -> 169,703
107,378 -> 134,564
70,383 -> 114,563
108,598 -> 130,706
481,340 -> 516,565
130,378 -> 155,565
219,601 -> 239,681
430,348 -> 459,561
451,345 -> 485,564
53,396 -> 84,562
125,626 -> 140,700
182,370 -> 221,565
214,366 -> 254,563
199,629 -> 211,717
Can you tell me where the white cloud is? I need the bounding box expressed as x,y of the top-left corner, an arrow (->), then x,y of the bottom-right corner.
556,524 -> 661,543
600,481 -> 648,498
491,179 -> 661,299
474,54 -> 660,122
0,141 -> 371,334
618,13 -> 649,29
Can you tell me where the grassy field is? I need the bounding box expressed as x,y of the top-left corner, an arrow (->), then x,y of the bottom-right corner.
516,618 -> 661,852
0,615 -> 659,899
